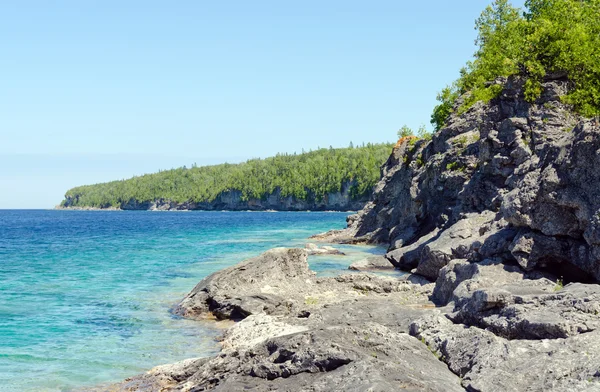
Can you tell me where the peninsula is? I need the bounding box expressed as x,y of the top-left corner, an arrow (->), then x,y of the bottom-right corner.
59,144 -> 393,211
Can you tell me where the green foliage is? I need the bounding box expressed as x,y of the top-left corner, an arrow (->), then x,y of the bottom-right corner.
415,155 -> 424,167
446,162 -> 460,171
398,124 -> 433,142
416,124 -> 433,141
61,144 -> 394,208
554,277 -> 564,292
431,0 -> 600,128
454,135 -> 469,147
398,125 -> 413,138
431,86 -> 460,131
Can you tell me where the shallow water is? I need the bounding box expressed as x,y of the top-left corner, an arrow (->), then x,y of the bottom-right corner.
0,210 -> 385,391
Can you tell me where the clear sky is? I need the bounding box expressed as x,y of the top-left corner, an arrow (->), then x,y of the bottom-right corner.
1,0 -> 525,208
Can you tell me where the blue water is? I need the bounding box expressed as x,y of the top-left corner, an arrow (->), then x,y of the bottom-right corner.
0,210 -> 384,392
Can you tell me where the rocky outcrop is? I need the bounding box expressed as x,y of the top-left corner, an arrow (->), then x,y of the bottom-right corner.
304,243 -> 345,256
61,181 -> 369,212
410,311 -> 600,392
306,76 -> 600,391
173,248 -> 431,322
173,248 -> 315,320
315,76 -> 600,284
348,255 -> 394,271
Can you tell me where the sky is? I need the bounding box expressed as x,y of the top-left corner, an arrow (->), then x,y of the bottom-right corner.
0,0 -> 526,208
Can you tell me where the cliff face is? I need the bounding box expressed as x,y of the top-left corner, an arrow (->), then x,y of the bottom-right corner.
320,76 -> 600,284
61,181 -> 368,211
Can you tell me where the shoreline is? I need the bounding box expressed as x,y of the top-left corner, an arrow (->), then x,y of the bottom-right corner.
86,242 -> 600,392
86,247 -> 447,392
54,206 -> 359,213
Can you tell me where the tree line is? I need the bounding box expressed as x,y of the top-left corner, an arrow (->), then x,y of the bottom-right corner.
62,143 -> 394,208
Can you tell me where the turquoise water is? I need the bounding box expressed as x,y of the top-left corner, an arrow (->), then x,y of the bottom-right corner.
0,210 -> 384,392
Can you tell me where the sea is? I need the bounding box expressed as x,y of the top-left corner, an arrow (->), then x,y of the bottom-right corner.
0,210 -> 386,391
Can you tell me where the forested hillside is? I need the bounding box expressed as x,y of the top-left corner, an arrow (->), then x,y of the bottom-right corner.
61,143 -> 393,209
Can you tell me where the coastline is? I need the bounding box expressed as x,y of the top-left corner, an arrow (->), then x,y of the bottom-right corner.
3,211 -> 375,392
85,247 -> 448,392
55,206 -> 360,213
85,242 -> 600,392
81,77 -> 600,391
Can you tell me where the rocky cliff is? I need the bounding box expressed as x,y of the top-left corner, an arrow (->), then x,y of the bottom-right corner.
318,76 -> 600,285
61,181 -> 368,211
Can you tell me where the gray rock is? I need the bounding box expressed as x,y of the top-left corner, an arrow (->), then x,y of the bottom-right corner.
410,313 -> 600,392
173,248 -> 315,320
105,325 -> 463,392
314,76 -> 600,283
348,255 -> 394,271
450,281 -> 600,339
415,211 -> 498,279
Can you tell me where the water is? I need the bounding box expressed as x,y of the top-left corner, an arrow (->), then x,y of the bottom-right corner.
0,210 -> 384,391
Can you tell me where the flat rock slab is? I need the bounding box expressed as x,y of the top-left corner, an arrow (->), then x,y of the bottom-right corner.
102,325 -> 463,392
411,313 -> 600,392
348,255 -> 394,271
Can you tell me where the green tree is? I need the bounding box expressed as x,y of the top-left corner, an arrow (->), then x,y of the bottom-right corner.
397,125 -> 413,138
433,0 -> 600,124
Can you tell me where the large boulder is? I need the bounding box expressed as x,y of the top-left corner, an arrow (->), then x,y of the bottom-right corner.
173,248 -> 315,320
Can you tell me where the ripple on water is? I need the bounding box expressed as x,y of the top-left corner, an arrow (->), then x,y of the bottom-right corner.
0,210 -> 380,391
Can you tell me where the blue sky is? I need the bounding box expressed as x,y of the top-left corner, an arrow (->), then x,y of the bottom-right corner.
1,0 -> 525,208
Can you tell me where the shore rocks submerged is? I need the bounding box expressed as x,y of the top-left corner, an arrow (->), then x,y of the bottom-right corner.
93,78 -> 600,391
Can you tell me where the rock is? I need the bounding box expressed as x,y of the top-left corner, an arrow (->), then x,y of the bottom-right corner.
415,211 -> 498,279
106,325 -> 463,392
509,230 -> 597,282
348,255 -> 393,271
220,313 -> 308,352
313,76 -> 600,283
173,248 -> 315,320
410,313 -> 600,391
81,357 -> 210,392
450,281 -> 600,339
432,258 -> 526,305
385,229 -> 440,271
174,248 -> 432,322
305,243 -> 346,256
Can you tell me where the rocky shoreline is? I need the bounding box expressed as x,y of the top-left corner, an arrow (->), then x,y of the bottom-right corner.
87,247 -> 600,392
85,77 -> 600,391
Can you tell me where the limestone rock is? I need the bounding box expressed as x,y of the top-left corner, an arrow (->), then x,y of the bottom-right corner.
173,248 -> 315,320
305,243 -> 346,256
348,255 -> 393,271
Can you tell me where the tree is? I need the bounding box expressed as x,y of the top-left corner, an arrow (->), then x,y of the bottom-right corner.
397,125 -> 413,138
431,0 -> 600,125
